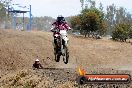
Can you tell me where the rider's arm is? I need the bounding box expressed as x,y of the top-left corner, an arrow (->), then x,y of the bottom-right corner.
39,63 -> 43,69
50,26 -> 55,32
64,22 -> 71,30
50,22 -> 57,32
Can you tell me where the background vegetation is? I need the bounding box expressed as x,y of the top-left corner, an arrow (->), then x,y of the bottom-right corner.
70,0 -> 132,41
0,0 -> 132,41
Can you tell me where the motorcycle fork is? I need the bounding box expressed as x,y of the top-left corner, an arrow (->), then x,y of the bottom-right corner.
61,39 -> 65,55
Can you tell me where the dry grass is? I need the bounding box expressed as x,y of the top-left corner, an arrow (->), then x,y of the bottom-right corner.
69,35 -> 132,70
0,29 -> 132,88
0,29 -> 132,70
0,29 -> 55,72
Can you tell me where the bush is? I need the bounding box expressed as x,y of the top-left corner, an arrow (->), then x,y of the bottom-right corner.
70,15 -> 81,32
70,8 -> 107,38
112,23 -> 131,42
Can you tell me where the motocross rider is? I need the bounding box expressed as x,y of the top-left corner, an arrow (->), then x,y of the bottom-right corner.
32,59 -> 43,69
50,15 -> 71,54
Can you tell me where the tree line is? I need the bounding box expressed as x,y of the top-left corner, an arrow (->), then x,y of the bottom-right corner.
14,16 -> 55,31
0,0 -> 131,42
70,0 -> 132,41
0,0 -> 11,25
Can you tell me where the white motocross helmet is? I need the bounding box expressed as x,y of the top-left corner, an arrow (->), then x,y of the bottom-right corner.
35,59 -> 39,62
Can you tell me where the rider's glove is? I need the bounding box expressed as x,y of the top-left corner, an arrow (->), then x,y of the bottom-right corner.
68,27 -> 71,30
50,26 -> 55,32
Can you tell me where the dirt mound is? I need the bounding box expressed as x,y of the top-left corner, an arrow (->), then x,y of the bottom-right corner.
0,69 -> 131,88
0,29 -> 132,87
0,29 -> 55,71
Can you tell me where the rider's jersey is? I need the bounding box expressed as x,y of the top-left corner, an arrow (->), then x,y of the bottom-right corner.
51,22 -> 71,36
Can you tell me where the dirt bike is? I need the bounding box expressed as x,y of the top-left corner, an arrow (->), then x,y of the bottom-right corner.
54,29 -> 69,64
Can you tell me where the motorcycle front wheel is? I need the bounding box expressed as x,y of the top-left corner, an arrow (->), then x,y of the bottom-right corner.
55,54 -> 60,62
54,47 -> 61,62
63,46 -> 69,64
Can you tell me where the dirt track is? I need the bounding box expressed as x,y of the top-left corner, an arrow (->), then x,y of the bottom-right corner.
0,29 -> 132,88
